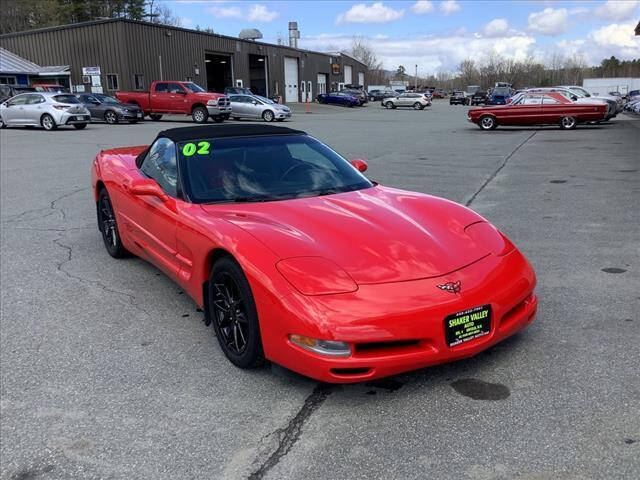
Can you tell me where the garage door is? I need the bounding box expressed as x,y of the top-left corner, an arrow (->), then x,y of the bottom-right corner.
344,65 -> 352,85
284,57 -> 298,103
317,74 -> 327,95
358,72 -> 364,87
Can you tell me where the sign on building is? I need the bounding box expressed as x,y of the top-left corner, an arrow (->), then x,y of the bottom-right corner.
82,66 -> 101,76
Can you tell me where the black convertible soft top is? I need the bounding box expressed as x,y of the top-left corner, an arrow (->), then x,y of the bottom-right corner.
156,124 -> 306,143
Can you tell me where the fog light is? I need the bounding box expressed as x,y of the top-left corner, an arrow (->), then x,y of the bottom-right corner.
289,334 -> 351,357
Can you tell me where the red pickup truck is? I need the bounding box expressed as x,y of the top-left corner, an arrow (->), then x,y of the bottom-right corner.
116,80 -> 231,123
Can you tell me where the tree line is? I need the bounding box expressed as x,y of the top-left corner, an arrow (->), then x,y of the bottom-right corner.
0,0 -> 181,35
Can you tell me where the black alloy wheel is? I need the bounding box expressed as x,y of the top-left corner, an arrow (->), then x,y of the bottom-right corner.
209,257 -> 264,368
97,188 -> 129,258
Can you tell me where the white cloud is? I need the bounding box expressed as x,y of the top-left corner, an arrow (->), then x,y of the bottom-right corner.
411,1 -> 434,14
299,31 -> 536,74
248,4 -> 279,22
206,5 -> 242,18
439,0 -> 461,15
527,7 -> 568,35
336,2 -> 405,24
590,21 -> 640,49
595,0 -> 640,21
180,17 -> 194,27
482,18 -> 509,37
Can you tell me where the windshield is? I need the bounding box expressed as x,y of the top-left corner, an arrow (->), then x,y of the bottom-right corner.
53,95 -> 80,104
255,95 -> 274,104
178,134 -> 373,204
183,82 -> 205,93
95,94 -> 119,104
492,87 -> 511,96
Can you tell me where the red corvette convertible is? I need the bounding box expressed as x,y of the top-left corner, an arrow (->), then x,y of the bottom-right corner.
468,92 -> 607,130
92,125 -> 537,383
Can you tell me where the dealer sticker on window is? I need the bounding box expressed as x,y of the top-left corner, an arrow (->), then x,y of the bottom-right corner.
444,304 -> 492,347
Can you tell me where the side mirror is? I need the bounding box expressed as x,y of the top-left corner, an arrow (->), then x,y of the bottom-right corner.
571,95 -> 578,101
252,100 -> 258,105
91,100 -> 100,105
129,178 -> 168,201
350,159 -> 368,173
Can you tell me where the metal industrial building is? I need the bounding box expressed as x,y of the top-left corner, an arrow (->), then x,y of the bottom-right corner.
0,19 -> 367,102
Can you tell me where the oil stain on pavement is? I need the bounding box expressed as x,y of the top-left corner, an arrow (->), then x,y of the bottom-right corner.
601,267 -> 627,274
450,378 -> 510,400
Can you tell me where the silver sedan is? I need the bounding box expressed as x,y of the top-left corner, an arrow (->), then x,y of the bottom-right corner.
229,94 -> 292,122
0,92 -> 90,130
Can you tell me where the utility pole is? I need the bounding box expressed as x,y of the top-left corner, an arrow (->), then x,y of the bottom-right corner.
415,64 -> 418,91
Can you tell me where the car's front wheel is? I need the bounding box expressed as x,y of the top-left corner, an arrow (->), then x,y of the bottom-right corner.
149,114 -> 163,121
0,116 -> 6,129
41,114 -> 57,131
209,257 -> 264,369
559,116 -> 577,130
384,102 -> 393,109
262,110 -> 275,122
192,106 -> 209,123
97,188 -> 129,258
104,110 -> 118,124
478,115 -> 498,130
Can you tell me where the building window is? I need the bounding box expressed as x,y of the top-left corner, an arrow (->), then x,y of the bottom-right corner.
185,76 -> 193,82
134,74 -> 144,90
106,74 -> 119,91
0,76 -> 17,85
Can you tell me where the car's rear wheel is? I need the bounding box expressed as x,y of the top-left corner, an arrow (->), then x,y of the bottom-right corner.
413,102 -> 422,110
0,116 -> 6,128
73,123 -> 87,130
478,115 -> 497,130
559,116 -> 577,130
104,110 -> 118,124
41,114 -> 56,131
262,110 -> 275,122
149,114 -> 163,121
97,188 -> 129,258
209,257 -> 264,368
232,116 -> 241,121
384,101 -> 393,109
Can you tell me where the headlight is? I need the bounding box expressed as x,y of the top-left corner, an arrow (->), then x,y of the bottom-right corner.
207,99 -> 217,106
289,334 -> 351,357
276,256 -> 357,295
465,221 -> 515,257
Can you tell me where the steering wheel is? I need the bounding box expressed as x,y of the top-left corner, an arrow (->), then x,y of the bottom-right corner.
280,162 -> 321,181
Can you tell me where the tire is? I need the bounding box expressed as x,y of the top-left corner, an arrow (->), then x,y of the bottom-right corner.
192,106 -> 209,123
232,117 -> 241,121
413,102 -> 422,110
73,123 -> 87,130
149,114 -> 163,121
129,120 -> 138,124
97,188 -> 129,258
104,110 -> 118,124
262,110 -> 275,122
478,115 -> 498,130
276,118 -> 285,122
559,116 -> 577,130
209,257 -> 264,369
213,116 -> 225,123
41,114 -> 56,131
0,115 -> 6,129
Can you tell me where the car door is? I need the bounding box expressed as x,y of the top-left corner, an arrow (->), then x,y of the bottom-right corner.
23,94 -> 47,125
151,82 -> 172,112
118,138 -> 180,278
79,94 -> 100,119
2,94 -> 29,124
230,95 -> 251,117
504,95 -> 542,125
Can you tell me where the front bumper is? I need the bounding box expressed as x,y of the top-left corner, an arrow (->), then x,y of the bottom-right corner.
261,250 -> 537,383
274,110 -> 291,119
207,105 -> 232,116
119,110 -> 144,120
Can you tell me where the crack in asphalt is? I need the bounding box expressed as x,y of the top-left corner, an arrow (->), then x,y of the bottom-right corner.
248,384 -> 333,479
2,188 -> 86,224
465,131 -> 537,207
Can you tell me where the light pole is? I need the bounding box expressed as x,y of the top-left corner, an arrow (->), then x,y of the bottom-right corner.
415,64 -> 418,91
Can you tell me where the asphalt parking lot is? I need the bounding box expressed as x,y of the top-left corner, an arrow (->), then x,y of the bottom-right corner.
1,100 -> 639,480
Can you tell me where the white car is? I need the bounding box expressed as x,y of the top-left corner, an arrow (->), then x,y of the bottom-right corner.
0,92 -> 90,130
383,93 -> 432,110
521,87 -> 617,120
558,86 -> 623,113
229,94 -> 291,122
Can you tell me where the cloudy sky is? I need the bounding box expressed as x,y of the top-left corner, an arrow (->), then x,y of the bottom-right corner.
167,0 -> 640,74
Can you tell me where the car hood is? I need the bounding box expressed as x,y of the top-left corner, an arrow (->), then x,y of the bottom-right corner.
200,186 -> 490,284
